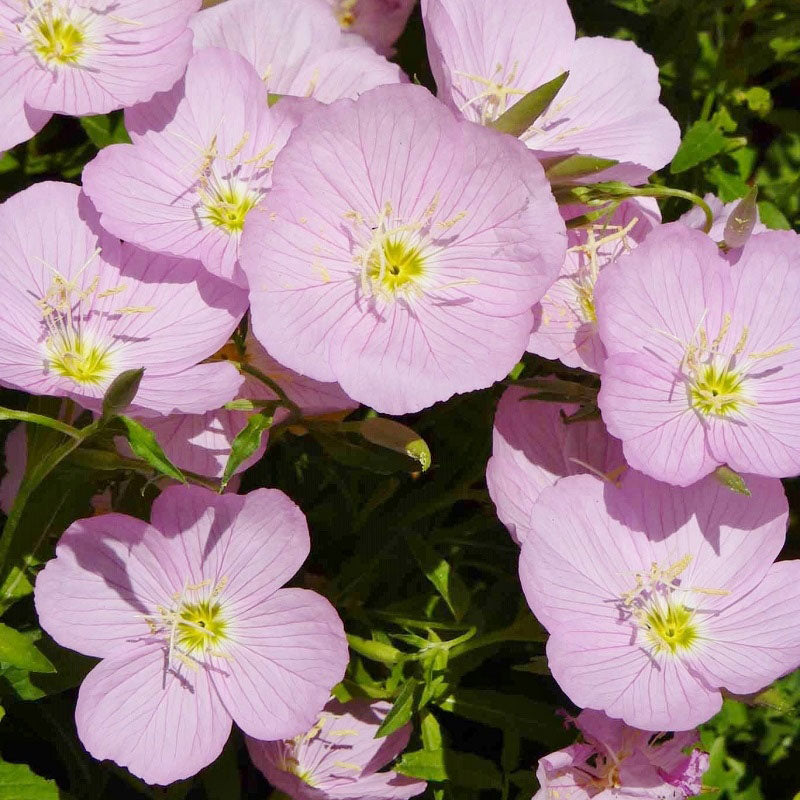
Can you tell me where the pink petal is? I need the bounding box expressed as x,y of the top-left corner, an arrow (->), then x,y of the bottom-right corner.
210,588 -> 348,740
149,486 -> 312,605
34,513 -> 181,658
696,561 -> 800,695
75,641 -> 231,785
422,0 -> 574,125
598,353 -> 717,486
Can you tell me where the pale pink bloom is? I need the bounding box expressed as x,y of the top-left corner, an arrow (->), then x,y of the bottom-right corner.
149,332 -> 357,478
241,83 -> 566,415
534,709 -> 708,800
247,698 -> 426,800
422,0 -> 680,183
680,191 -> 767,250
328,0 -> 415,55
519,470 -> 800,730
596,224 -> 800,485
529,199 -> 660,372
82,48 -> 309,285
0,424 -> 25,514
0,182 -> 246,416
190,0 -> 405,103
486,385 -> 624,544
0,0 -> 199,117
34,485 -> 349,785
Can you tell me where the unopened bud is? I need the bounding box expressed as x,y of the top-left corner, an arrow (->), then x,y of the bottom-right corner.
723,186 -> 758,249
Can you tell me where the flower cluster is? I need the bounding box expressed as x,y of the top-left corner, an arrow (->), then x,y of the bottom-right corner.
0,0 -> 796,796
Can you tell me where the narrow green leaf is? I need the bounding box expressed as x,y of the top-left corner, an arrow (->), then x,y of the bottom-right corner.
0,760 -> 63,800
670,120 -> 727,173
118,416 -> 186,483
101,367 -> 144,418
437,689 -> 566,747
544,154 -> 618,183
358,418 -> 431,472
0,408 -> 79,439
407,534 -> 470,621
490,72 -> 569,137
420,709 -> 443,751
221,412 -> 273,488
376,678 -> 420,738
267,93 -> 284,107
0,624 -> 54,673
396,749 -> 502,789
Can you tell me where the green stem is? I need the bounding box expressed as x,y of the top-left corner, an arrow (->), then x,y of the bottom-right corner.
631,186 -> 715,233
0,407 -> 81,439
239,362 -> 301,416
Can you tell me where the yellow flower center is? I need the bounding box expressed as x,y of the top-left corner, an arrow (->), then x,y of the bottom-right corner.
25,1 -> 92,68
47,336 -> 112,385
176,598 -> 228,655
644,600 -> 698,655
689,363 -> 746,417
200,178 -> 260,234
367,237 -> 426,293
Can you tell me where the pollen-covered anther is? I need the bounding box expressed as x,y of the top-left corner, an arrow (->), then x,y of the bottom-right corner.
455,62 -> 528,124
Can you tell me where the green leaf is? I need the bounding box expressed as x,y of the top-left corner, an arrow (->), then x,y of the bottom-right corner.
437,689 -> 566,747
670,120 -> 727,173
221,412 -> 273,488
420,709 -> 443,751
118,416 -> 186,483
489,71 -> 569,137
0,760 -> 63,799
758,200 -> 791,230
396,749 -> 502,789
0,624 -> 54,673
376,678 -> 420,738
544,154 -> 618,183
79,112 -> 131,148
707,165 -> 749,202
101,368 -> 144,418
407,534 -> 470,621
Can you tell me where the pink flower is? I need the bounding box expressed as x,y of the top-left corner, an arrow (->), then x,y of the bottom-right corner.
34,485 -> 349,785
241,83 -> 566,415
528,199 -> 660,372
534,709 -> 708,800
421,0 -> 680,182
0,182 -> 246,416
190,0 -> 405,103
328,0 -> 415,55
0,424 -> 25,515
82,48 -> 309,285
486,385 -> 624,544
0,0 -> 199,117
148,331 -> 357,478
519,469 -> 800,730
247,698 -> 426,800
595,223 -> 800,485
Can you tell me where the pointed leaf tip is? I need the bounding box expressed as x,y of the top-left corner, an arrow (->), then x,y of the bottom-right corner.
490,71 -> 569,138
